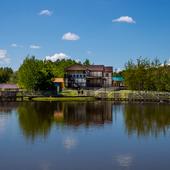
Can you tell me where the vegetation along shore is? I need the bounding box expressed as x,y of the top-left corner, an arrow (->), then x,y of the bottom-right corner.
0,56 -> 170,103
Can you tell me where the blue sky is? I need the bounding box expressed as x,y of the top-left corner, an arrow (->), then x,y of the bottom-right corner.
0,0 -> 170,70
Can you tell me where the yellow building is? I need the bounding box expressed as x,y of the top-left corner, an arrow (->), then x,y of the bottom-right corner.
52,78 -> 64,92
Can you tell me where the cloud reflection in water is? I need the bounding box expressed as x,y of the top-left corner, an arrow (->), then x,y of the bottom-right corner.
114,154 -> 134,168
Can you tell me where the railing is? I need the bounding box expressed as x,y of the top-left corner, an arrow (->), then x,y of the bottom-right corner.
94,90 -> 170,102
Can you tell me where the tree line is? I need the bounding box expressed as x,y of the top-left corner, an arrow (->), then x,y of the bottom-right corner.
122,57 -> 170,91
0,56 -> 170,92
17,57 -> 90,90
0,67 -> 13,83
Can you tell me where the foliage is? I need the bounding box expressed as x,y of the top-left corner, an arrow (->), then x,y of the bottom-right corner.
17,56 -> 78,90
83,59 -> 91,65
44,59 -> 77,78
18,56 -> 55,90
122,57 -> 170,91
0,67 -> 13,83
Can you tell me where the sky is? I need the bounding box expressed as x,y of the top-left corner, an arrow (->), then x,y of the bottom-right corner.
0,0 -> 170,70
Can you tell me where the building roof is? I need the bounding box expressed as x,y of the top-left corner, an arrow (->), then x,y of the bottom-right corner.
112,76 -> 124,82
87,65 -> 104,71
65,64 -> 113,72
0,84 -> 19,90
104,66 -> 113,72
65,64 -> 87,71
53,78 -> 64,83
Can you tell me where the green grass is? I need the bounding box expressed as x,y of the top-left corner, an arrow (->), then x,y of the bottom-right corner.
32,97 -> 95,102
61,89 -> 78,96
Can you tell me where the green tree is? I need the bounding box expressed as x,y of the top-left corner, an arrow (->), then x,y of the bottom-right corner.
123,57 -> 170,91
17,56 -> 79,90
0,67 -> 13,83
18,56 -> 54,90
83,59 -> 90,65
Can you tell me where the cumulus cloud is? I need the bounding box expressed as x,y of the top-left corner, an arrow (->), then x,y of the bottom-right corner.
62,32 -> 80,41
167,59 -> 170,65
30,45 -> 41,49
161,59 -> 170,66
45,53 -> 69,62
39,9 -> 53,16
11,43 -> 23,48
0,49 -> 10,64
112,16 -> 136,24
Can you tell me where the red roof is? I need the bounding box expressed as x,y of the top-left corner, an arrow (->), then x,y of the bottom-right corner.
104,67 -> 113,72
87,65 -> 104,71
0,84 -> 19,89
65,64 -> 87,71
65,64 -> 113,72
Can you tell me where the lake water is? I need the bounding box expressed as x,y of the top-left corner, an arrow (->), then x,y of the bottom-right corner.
0,101 -> 170,170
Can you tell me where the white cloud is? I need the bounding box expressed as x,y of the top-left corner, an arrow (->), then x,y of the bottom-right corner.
62,32 -> 80,41
161,59 -> 170,66
39,9 -> 53,16
30,45 -> 41,49
87,50 -> 92,55
11,43 -> 23,48
112,16 -> 136,24
0,49 -> 10,64
11,43 -> 17,47
45,53 -> 69,62
167,59 -> 170,65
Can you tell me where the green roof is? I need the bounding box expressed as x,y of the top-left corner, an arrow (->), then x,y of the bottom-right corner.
112,76 -> 124,82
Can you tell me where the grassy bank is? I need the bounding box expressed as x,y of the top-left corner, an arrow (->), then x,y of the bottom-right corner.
31,96 -> 95,102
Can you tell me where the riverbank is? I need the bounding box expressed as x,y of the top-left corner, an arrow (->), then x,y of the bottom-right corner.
0,89 -> 170,103
60,89 -> 170,103
30,96 -> 95,102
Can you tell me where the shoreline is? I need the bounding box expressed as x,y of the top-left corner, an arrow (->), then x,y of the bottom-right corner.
0,89 -> 170,103
22,96 -> 170,104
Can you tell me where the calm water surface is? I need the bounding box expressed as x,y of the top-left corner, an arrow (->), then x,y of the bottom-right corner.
0,101 -> 170,170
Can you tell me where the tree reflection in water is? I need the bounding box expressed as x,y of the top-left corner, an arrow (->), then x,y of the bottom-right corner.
0,102 -> 19,136
13,102 -> 170,141
17,101 -> 112,141
17,102 -> 56,140
124,104 -> 170,137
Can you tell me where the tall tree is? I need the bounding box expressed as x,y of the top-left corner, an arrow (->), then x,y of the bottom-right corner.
83,59 -> 90,65
18,57 -> 54,90
0,67 -> 13,83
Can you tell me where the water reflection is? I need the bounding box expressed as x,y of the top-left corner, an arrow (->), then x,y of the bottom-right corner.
1,102 -> 170,170
0,102 -> 19,135
17,101 -> 112,140
113,153 -> 134,168
0,102 -> 19,113
123,104 -> 170,137
1,102 -> 170,141
17,102 -> 55,140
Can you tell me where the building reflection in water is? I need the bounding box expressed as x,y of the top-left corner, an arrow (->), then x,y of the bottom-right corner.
54,101 -> 112,127
1,102 -> 170,141
17,101 -> 113,140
